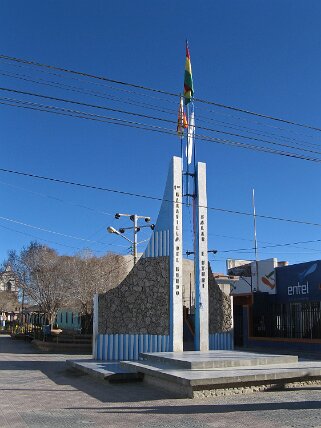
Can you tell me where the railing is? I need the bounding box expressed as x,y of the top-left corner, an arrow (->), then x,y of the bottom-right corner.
252,302 -> 321,340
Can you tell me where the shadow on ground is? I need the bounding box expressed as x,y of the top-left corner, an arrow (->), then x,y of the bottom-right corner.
67,399 -> 321,414
0,335 -> 175,403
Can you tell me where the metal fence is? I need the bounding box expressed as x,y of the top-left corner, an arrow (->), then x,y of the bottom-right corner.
252,301 -> 321,340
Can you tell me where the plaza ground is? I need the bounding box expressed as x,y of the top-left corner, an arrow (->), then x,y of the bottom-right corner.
0,335 -> 321,427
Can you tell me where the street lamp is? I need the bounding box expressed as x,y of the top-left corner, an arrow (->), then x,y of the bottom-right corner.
185,249 -> 217,257
107,213 -> 154,265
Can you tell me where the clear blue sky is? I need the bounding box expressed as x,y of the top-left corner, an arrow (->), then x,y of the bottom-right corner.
1,0 -> 321,272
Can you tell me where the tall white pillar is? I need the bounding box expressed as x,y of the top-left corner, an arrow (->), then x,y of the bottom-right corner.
142,156 -> 183,352
194,162 -> 209,351
170,157 -> 183,351
92,293 -> 99,359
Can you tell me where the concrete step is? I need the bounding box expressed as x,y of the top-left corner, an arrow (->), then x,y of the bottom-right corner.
120,351 -> 321,398
66,359 -> 143,383
140,350 -> 298,369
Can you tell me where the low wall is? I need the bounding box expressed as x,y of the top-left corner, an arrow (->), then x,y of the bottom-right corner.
208,267 -> 232,335
95,333 -> 169,361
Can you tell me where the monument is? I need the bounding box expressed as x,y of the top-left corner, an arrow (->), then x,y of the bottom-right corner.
92,42 -> 233,360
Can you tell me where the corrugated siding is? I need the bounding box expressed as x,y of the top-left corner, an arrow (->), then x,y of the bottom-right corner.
95,334 -> 170,361
209,331 -> 234,350
143,230 -> 170,258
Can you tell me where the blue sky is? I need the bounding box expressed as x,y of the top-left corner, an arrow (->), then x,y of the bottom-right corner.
1,1 -> 321,272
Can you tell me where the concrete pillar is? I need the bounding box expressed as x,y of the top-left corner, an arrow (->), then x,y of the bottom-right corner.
92,293 -> 99,359
142,156 -> 183,352
194,162 -> 209,351
170,157 -> 183,351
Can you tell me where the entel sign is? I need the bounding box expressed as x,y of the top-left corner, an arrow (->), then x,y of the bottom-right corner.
288,282 -> 309,296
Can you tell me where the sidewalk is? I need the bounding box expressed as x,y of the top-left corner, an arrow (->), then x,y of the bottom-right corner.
1,335 -> 321,427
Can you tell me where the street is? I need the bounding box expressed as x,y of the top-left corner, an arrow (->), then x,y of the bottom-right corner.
0,335 -> 321,427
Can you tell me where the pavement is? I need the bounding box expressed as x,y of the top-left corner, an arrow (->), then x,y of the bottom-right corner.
1,335 -> 321,427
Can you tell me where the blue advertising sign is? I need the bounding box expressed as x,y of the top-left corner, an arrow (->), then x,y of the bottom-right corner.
276,260 -> 321,303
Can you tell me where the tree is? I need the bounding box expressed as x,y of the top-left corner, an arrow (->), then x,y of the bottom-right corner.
64,251 -> 127,332
11,242 -> 67,326
5,242 -> 129,331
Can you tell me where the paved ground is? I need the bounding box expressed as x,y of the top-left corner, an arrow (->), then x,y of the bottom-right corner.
1,335 -> 321,427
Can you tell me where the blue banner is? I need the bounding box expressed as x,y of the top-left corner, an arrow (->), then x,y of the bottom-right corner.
276,260 -> 321,303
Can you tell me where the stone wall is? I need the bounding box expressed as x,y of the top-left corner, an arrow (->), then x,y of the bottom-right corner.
208,265 -> 232,333
182,258 -> 195,309
98,256 -> 170,335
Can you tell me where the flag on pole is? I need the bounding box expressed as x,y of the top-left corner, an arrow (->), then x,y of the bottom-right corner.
184,42 -> 194,105
186,103 -> 195,164
177,95 -> 188,136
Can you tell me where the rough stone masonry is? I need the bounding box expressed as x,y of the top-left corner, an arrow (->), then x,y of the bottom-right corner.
98,256 -> 170,335
98,256 -> 232,337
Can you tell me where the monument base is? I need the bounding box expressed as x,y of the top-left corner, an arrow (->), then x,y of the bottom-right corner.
121,350 -> 321,398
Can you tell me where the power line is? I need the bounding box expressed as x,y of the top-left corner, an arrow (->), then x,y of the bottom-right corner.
218,237 -> 321,253
3,65 -> 321,152
196,113 -> 321,152
2,53 -> 321,133
0,86 -> 176,125
0,96 -> 179,138
0,217 -> 136,274
0,221 -> 107,253
0,214 -> 128,248
2,86 -> 321,158
0,164 -> 321,228
0,179 -> 113,217
0,68 -> 177,117
206,231 -> 321,253
4,177 -> 321,258
3,94 -> 321,166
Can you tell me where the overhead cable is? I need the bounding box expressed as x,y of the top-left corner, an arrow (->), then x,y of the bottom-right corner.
2,53 -> 321,133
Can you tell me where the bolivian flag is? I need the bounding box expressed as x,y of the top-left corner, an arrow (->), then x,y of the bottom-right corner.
177,96 -> 188,135
184,42 -> 194,105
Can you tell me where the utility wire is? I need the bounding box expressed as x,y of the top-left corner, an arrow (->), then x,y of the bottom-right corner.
4,55 -> 321,152
5,177 -> 319,254
2,53 -> 321,133
218,237 -> 321,253
0,221 -> 107,253
0,164 -> 321,228
2,86 -> 321,157
3,95 -> 321,166
0,179 -> 113,217
0,68 -> 176,117
206,232 -> 321,252
0,214 -> 128,248
3,66 -> 321,152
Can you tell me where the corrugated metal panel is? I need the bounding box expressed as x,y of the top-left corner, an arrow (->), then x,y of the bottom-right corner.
209,332 -> 234,350
95,334 -> 170,361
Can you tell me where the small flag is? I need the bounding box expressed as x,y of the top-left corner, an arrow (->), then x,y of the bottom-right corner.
177,96 -> 188,136
186,103 -> 195,164
184,42 -> 194,105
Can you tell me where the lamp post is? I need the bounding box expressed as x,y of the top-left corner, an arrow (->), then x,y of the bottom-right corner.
185,249 -> 217,257
107,213 -> 154,265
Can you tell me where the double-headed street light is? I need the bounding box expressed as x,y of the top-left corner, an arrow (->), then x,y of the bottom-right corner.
107,213 -> 154,265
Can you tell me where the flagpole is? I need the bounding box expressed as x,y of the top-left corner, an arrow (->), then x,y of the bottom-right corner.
186,102 -> 190,205
180,95 -> 184,165
252,188 -> 259,292
193,103 -> 196,174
